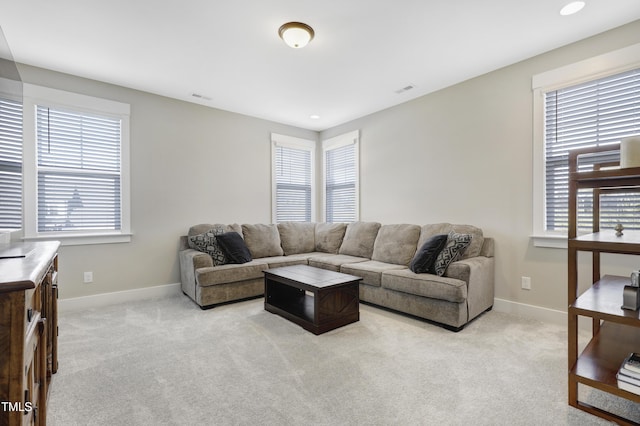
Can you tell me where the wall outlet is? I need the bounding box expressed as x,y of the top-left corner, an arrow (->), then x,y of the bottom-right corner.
521,276 -> 531,290
83,271 -> 93,283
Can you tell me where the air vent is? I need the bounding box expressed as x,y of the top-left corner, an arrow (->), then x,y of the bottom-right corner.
191,93 -> 212,101
394,84 -> 416,94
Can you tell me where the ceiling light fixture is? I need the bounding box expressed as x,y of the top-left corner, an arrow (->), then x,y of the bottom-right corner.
560,1 -> 586,16
278,22 -> 314,49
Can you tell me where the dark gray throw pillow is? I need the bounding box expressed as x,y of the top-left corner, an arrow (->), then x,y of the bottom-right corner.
409,234 -> 448,274
216,232 -> 253,264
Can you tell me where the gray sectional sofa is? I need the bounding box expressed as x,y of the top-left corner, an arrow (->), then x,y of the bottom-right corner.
178,221 -> 494,331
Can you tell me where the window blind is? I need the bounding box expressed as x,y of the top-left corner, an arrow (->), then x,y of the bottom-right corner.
274,144 -> 312,222
36,105 -> 122,232
544,67 -> 640,232
325,142 -> 356,223
0,97 -> 23,229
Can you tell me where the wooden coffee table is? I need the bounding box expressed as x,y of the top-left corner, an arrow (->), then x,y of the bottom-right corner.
264,265 -> 362,335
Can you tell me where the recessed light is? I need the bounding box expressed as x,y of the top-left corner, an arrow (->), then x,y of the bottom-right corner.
560,1 -> 585,16
310,114 -> 320,120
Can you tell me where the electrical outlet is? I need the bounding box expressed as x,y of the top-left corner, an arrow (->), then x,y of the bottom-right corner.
521,276 -> 531,290
83,271 -> 93,283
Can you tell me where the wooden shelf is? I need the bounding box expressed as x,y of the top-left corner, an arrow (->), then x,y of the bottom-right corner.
570,231 -> 640,255
572,321 -> 640,403
567,148 -> 640,424
570,276 -> 640,325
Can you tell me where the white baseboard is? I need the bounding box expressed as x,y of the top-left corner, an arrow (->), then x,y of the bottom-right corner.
57,288 -> 573,328
58,282 -> 182,312
493,298 -> 567,326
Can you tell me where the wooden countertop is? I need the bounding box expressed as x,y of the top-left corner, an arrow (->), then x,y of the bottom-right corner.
0,241 -> 60,293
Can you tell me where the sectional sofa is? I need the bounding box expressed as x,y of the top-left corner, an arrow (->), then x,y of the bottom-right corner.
178,221 -> 494,331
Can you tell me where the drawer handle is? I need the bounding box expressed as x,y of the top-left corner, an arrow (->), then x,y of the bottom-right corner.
27,308 -> 33,322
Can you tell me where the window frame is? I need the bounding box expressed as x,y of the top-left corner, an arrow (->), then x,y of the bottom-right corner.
271,133 -> 316,223
322,130 -> 360,223
22,84 -> 131,245
532,42 -> 640,248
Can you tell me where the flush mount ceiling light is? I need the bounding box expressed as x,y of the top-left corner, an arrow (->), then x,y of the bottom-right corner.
278,22 -> 314,48
560,1 -> 586,16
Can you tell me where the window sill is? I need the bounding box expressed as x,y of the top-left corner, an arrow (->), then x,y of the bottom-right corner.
531,234 -> 567,249
23,232 -> 132,246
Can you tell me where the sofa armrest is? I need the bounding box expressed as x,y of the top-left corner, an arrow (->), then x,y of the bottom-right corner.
445,255 -> 495,321
179,248 -> 214,300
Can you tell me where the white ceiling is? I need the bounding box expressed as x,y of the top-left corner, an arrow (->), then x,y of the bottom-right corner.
1,1 -> 640,131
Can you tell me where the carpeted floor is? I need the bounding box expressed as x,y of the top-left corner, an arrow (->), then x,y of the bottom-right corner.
47,295 -> 640,425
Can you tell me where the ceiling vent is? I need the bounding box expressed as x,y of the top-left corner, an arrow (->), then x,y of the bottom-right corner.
191,93 -> 212,101
394,84 -> 416,94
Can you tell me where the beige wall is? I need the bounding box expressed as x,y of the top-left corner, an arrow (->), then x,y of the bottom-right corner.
15,19 -> 640,314
16,64 -> 317,299
320,20 -> 640,312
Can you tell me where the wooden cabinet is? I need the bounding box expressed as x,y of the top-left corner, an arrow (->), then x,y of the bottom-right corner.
0,241 -> 59,426
567,147 -> 640,425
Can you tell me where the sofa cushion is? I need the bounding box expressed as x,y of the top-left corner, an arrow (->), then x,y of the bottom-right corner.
242,224 -> 284,258
188,223 -> 242,237
195,261 -> 268,287
433,232 -> 472,276
259,253 -> 311,268
418,223 -> 484,260
278,222 -> 316,255
308,253 -> 369,272
216,232 -> 253,264
315,222 -> 347,253
187,225 -> 228,266
340,261 -> 407,287
409,234 -> 448,274
371,224 -> 421,266
338,221 -> 381,258
381,269 -> 467,303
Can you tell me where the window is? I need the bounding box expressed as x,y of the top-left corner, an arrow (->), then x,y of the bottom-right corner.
22,84 -> 130,245
271,134 -> 315,222
0,95 -> 23,229
532,43 -> 640,247
323,130 -> 359,223
544,69 -> 640,232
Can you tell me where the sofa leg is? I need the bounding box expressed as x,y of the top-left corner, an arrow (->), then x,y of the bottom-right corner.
443,324 -> 464,332
485,305 -> 493,312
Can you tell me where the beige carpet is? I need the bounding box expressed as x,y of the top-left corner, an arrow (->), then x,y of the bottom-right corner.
47,295 -> 640,425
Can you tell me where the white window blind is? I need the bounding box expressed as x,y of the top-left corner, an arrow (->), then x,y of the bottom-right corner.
36,105 -> 122,232
324,132 -> 358,223
544,67 -> 640,232
273,137 -> 314,222
0,97 -> 23,229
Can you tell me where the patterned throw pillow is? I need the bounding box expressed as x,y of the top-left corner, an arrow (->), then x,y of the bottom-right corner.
433,232 -> 472,276
187,226 -> 228,266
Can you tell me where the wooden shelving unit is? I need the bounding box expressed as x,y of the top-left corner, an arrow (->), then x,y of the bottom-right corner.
567,146 -> 640,425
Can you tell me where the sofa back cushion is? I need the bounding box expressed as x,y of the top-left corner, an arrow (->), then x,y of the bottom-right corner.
371,224 -> 421,266
278,222 -> 316,255
418,223 -> 484,260
315,222 -> 347,253
188,223 -> 241,237
241,224 -> 284,258
338,221 -> 381,258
